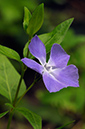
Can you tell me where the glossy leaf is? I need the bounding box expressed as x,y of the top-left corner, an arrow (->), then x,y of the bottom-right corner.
23,7 -> 32,31
0,45 -> 20,62
0,54 -> 26,102
39,18 -> 74,53
27,3 -> 44,37
17,107 -> 42,129
0,111 -> 9,118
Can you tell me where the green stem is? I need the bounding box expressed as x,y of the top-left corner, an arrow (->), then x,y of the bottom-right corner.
13,68 -> 24,107
6,110 -> 14,129
16,77 -> 41,106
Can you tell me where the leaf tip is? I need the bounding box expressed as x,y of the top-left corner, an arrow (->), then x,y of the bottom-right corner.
39,3 -> 44,9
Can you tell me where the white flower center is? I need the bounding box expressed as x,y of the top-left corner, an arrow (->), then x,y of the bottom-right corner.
42,63 -> 55,74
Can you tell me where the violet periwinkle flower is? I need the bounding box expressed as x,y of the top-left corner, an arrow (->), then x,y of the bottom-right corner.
21,35 -> 79,93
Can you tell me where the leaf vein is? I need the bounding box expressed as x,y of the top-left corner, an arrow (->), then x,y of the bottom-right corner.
3,62 -> 12,102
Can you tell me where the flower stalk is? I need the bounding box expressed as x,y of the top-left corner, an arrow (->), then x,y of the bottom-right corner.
13,68 -> 24,107
16,76 -> 41,106
6,109 -> 14,129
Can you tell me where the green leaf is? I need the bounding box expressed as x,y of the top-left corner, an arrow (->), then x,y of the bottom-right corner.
5,103 -> 14,109
57,120 -> 75,129
17,107 -> 42,129
39,18 -> 74,53
27,3 -> 44,37
23,7 -> 32,31
0,54 -> 26,102
0,45 -> 20,62
23,41 -> 29,57
0,111 -> 9,118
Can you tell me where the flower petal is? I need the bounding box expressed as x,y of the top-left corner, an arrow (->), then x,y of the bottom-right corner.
51,65 -> 79,87
29,35 -> 46,65
42,71 -> 66,93
21,58 -> 43,74
48,44 -> 70,68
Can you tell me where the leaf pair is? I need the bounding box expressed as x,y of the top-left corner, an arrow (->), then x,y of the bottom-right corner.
0,107 -> 42,129
23,3 -> 44,37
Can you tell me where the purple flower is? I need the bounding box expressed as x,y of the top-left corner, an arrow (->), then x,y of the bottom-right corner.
21,35 -> 79,92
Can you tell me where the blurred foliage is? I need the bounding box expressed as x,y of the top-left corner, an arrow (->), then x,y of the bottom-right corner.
0,0 -> 38,35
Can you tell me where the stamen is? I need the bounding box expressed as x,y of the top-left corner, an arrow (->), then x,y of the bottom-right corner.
42,63 -> 56,74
